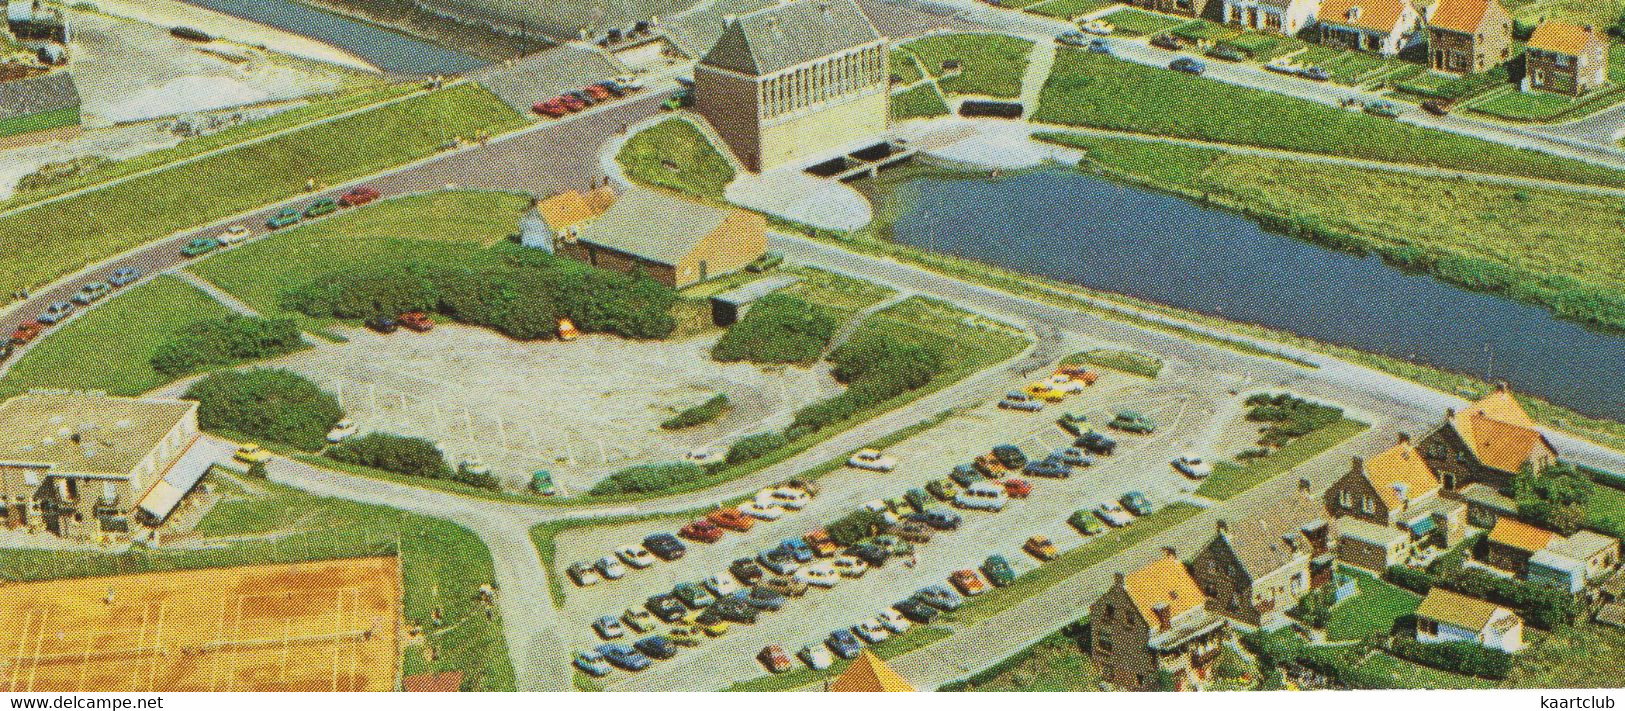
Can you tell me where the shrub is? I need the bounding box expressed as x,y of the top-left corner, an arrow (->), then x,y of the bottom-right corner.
710,294 -> 841,365
1513,464 -> 1594,535
184,368 -> 342,451
1389,638 -> 1512,679
1289,583 -> 1337,629
827,509 -> 885,546
589,462 -> 704,496
1244,393 -> 1344,447
326,433 -> 450,479
661,394 -> 730,430
726,431 -> 789,465
791,331 -> 949,433
151,315 -> 304,377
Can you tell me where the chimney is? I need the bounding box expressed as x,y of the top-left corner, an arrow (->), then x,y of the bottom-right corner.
1152,602 -> 1173,629
1446,407 -> 1456,419
1347,5 -> 1362,20
1496,381 -> 1511,394
1397,432 -> 1411,445
1216,519 -> 1229,535
1114,571 -> 1126,586
1162,546 -> 1177,560
1299,477 -> 1312,495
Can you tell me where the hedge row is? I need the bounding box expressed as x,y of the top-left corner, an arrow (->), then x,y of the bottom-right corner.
326,432 -> 451,480
185,368 -> 342,451
1385,565 -> 1577,629
661,393 -> 730,430
1388,638 -> 1512,680
151,315 -> 304,378
588,462 -> 705,496
1245,392 -> 1345,447
790,330 -> 947,434
710,294 -> 841,365
726,431 -> 789,465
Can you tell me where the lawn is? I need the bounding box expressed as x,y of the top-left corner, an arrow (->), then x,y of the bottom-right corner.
1098,7 -> 1186,36
1195,418 -> 1369,500
1025,0 -> 1119,19
779,266 -> 898,315
0,105 -> 79,139
1060,348 -> 1162,378
941,627 -> 1101,691
721,626 -> 954,691
1324,567 -> 1421,641
0,84 -> 525,299
901,34 -> 1034,98
0,276 -> 238,397
1170,19 -> 1237,42
0,473 -> 515,691
890,48 -> 925,85
892,83 -> 952,120
1583,483 -> 1625,538
1504,621 -> 1625,688
1219,31 -> 1307,60
1031,49 -> 1625,189
615,117 -> 737,200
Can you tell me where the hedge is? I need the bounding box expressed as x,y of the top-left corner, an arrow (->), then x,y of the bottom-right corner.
791,331 -> 947,433
326,432 -> 451,479
1384,565 -> 1577,629
184,368 -> 342,451
1388,638 -> 1512,679
726,431 -> 789,465
150,315 -> 304,378
661,393 -> 730,430
710,294 -> 841,365
588,461 -> 704,496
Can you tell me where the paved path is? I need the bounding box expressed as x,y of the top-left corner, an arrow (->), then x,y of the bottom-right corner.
170,270 -> 263,317
1536,102 -> 1625,146
1017,36 -> 1056,112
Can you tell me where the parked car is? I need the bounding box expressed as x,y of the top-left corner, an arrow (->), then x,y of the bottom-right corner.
802,529 -> 837,556
833,554 -> 869,578
896,520 -> 934,544
1057,410 -> 1090,436
708,507 -> 756,532
1108,411 -> 1155,433
764,574 -> 809,598
397,311 -> 434,332
583,83 -> 612,101
685,609 -> 729,636
1120,491 -> 1154,516
779,538 -> 815,563
1080,18 -> 1114,35
951,464 -> 982,487
339,186 -> 381,207
915,585 -> 965,611
35,301 -> 75,325
597,556 -> 628,580
1094,500 -> 1134,527
1086,37 -> 1113,54
1000,395 -> 1044,411
673,582 -> 715,609
730,557 -> 766,585
68,282 -> 109,306
643,533 -> 686,560
622,608 -> 656,634
1265,57 -> 1297,74
0,342 -> 12,363
326,418 -> 358,443
574,649 -> 611,676
645,593 -> 686,622
634,635 -> 677,660
910,507 -> 963,530
746,251 -> 785,273
1077,431 -> 1117,455
848,543 -> 890,568
1025,535 -> 1059,561
219,224 -> 251,245
826,629 -> 863,659
982,554 -> 1016,586
955,481 -> 1008,512
879,609 -> 912,634
534,98 -> 569,117
895,598 -> 940,623
1364,100 -> 1400,119
852,619 -> 890,644
680,520 -> 724,543
1069,509 -> 1105,535
741,501 -> 787,520
710,597 -> 759,624
926,478 -> 959,501
1024,459 -> 1071,478
1058,446 -> 1092,467
303,198 -> 339,218
1152,33 -> 1183,50
873,534 -> 913,558
704,575 -> 740,598
773,488 -> 813,511
1173,456 -> 1213,479
1208,45 -> 1246,61
795,561 -> 840,588
108,267 -> 141,287
758,549 -> 800,576
661,89 -> 693,111
799,644 -> 835,670
950,569 -> 989,596
365,316 -> 398,333
758,644 -> 792,673
1422,98 -> 1455,116
746,585 -> 789,611
180,237 -> 221,257
616,545 -> 656,569
266,208 -> 301,229
593,615 -> 626,639
848,448 -> 898,472
992,444 -> 1027,469
568,561 -> 603,587
1170,57 -> 1205,75
666,625 -> 704,647
233,443 -> 273,466
595,643 -> 651,671
613,74 -> 645,91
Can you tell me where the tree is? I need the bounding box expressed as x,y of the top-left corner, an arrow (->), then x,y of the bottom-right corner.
185,369 -> 342,451
327,433 -> 451,479
1512,463 -> 1593,535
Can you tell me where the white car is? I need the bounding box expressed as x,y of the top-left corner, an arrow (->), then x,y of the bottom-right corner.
795,561 -> 840,588
219,224 -> 251,245
770,487 -> 811,510
613,73 -> 644,90
954,481 -> 1008,512
568,562 -> 603,587
799,644 -> 834,670
704,575 -> 740,597
593,615 -> 625,639
596,556 -> 627,580
1080,19 -> 1114,35
1172,456 -> 1213,479
852,619 -> 890,644
834,555 -> 869,578
879,609 -> 912,634
1050,378 -> 1086,394
741,501 -> 787,520
863,499 -> 890,513
847,448 -> 898,472
685,447 -> 722,464
1095,501 -> 1135,527
326,418 -> 358,443
616,545 -> 656,569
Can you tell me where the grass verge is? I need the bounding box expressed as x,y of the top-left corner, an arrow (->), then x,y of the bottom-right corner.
892,83 -> 952,120
1325,566 -> 1421,641
901,34 -> 1034,98
1195,418 -> 1369,500
615,117 -> 736,200
1061,348 -> 1161,378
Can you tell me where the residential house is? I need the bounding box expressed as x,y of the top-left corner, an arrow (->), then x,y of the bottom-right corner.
1420,385 -> 1557,492
1415,588 -> 1525,653
1523,21 -> 1610,96
1484,518 -> 1621,592
1426,0 -> 1512,74
554,187 -> 766,288
692,0 -> 890,172
1457,482 -> 1519,529
1190,478 -> 1336,628
829,650 -> 915,691
1220,0 -> 1321,37
1325,435 -> 1467,570
1316,0 -> 1421,56
0,393 -> 209,541
1090,549 -> 1230,690
521,184 -> 617,250
1484,517 -> 1554,573
1129,0 -> 1219,20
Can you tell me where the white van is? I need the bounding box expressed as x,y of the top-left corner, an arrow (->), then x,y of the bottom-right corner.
954,481 -> 1007,512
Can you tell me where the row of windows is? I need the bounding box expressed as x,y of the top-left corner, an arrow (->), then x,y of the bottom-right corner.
758,45 -> 885,119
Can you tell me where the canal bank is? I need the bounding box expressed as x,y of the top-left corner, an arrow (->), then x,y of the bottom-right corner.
179,0 -> 488,74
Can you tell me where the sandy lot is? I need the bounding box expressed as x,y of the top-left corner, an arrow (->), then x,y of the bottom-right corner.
272,324 -> 844,492
0,557 -> 400,692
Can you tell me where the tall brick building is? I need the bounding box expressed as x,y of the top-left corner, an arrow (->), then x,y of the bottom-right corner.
1090,550 -> 1230,690
692,0 -> 889,172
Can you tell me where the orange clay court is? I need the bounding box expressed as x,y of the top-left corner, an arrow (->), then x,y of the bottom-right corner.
0,556 -> 401,692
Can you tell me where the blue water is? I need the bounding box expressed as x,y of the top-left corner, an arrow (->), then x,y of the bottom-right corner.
890,167 -> 1625,421
182,0 -> 488,75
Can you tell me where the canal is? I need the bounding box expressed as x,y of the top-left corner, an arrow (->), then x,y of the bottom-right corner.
887,167 -> 1625,421
182,0 -> 488,75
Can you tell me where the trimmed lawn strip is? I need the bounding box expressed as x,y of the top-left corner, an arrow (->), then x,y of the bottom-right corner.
1025,0 -> 1119,19
0,276 -> 239,397
0,106 -> 78,139
722,626 -> 954,691
1032,49 -> 1625,188
940,625 -> 1101,691
892,83 -> 952,120
1061,348 -> 1161,378
1325,566 -> 1421,641
0,84 -> 525,298
902,34 -> 1034,98
615,118 -> 736,200
1583,483 -> 1625,538
1195,418 -> 1369,499
1099,8 -> 1186,36
889,48 -> 925,85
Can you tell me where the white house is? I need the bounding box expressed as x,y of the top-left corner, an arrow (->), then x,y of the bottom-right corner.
1222,0 -> 1321,36
1316,0 -> 1422,56
1415,588 -> 1524,653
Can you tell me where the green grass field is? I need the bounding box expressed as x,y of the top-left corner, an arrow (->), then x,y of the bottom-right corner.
1099,7 -> 1186,36
892,83 -> 952,120
901,34 -> 1034,98
1195,418 -> 1369,500
0,276 -> 236,397
890,48 -> 926,85
616,118 -> 737,200
0,106 -> 79,139
1584,484 -> 1625,538
1504,622 -> 1625,688
1032,50 -> 1625,188
0,84 -> 523,299
1025,0 -> 1119,19
1325,567 -> 1421,641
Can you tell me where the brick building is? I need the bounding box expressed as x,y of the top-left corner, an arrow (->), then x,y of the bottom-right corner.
1190,479 -> 1335,629
554,188 -> 766,288
1418,385 -> 1557,492
1523,22 -> 1610,95
1090,549 -> 1230,690
1426,0 -> 1512,74
1325,435 -> 1466,571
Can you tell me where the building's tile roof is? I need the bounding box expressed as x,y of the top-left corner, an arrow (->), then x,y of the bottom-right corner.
830,650 -> 914,691
0,393 -> 195,477
1123,554 -> 1205,628
1318,0 -> 1413,32
1428,0 -> 1498,33
701,0 -> 882,76
537,186 -> 616,232
0,71 -> 80,123
1365,440 -> 1439,509
1457,482 -> 1518,513
1450,387 -> 1552,473
572,188 -> 735,266
402,671 -> 464,692
1489,517 -> 1556,553
1549,530 -> 1618,562
1417,588 -> 1509,632
1217,489 -> 1328,580
1526,21 -> 1600,56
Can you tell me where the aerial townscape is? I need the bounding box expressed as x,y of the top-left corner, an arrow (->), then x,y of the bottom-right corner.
4,0 -> 1625,696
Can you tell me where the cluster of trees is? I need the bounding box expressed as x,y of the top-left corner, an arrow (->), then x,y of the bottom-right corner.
588,462 -> 705,496
280,252 -> 678,341
185,368 -> 342,451
151,315 -> 304,378
1512,463 -> 1595,536
1385,564 -> 1577,630
789,330 -> 948,436
1388,638 -> 1512,680
710,294 -> 840,365
660,393 -> 729,430
327,433 -> 451,480
1245,393 -> 1344,447
1287,582 -> 1339,630
726,431 -> 788,465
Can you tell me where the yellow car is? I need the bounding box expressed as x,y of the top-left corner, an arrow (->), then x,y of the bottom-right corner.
1025,383 -> 1066,403
683,611 -> 729,637
234,443 -> 273,465
666,625 -> 705,647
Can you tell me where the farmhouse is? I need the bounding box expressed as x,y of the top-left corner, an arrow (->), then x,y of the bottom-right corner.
1190,479 -> 1336,628
1419,385 -> 1557,492
691,0 -> 890,172
1415,587 -> 1524,653
1426,0 -> 1512,75
1522,22 -> 1610,96
0,392 -> 207,541
554,187 -> 766,288
1316,0 -> 1422,56
1090,549 -> 1230,690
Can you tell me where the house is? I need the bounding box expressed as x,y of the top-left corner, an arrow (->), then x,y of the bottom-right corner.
1426,0 -> 1512,75
0,393 -> 208,541
692,0 -> 890,172
1316,0 -> 1421,56
829,650 -> 914,691
1419,385 -> 1557,492
1484,518 -> 1621,591
520,185 -> 617,249
1335,516 -> 1414,572
1484,517 -> 1554,574
1220,0 -> 1321,36
554,188 -> 766,288
1523,22 -> 1610,96
1128,0 -> 1218,20
1190,479 -> 1336,628
1415,588 -> 1524,653
1325,435 -> 1467,569
1090,549 -> 1230,690
1457,482 -> 1519,529
0,71 -> 80,140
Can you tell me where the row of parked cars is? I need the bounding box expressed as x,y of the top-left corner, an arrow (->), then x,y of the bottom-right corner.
533,75 -> 644,117
5,266 -> 146,359
178,186 -> 380,259
999,365 -> 1099,412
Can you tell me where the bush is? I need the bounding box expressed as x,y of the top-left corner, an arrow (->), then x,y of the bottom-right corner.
1513,464 -> 1594,535
1289,583 -> 1338,629
326,433 -> 450,479
1384,565 -> 1436,595
589,462 -> 704,496
151,315 -> 304,377
661,393 -> 730,430
1389,638 -> 1512,679
184,368 -> 342,451
726,431 -> 789,465
791,331 -> 949,433
1244,393 -> 1344,447
827,509 -> 885,546
710,294 -> 841,365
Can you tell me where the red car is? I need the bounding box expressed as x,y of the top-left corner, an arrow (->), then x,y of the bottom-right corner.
339,186 -> 380,207
758,644 -> 792,673
558,95 -> 587,112
949,569 -> 988,596
9,320 -> 43,345
707,507 -> 755,532
679,520 -> 724,543
398,311 -> 434,332
1002,478 -> 1032,498
533,99 -> 568,117
583,84 -> 611,101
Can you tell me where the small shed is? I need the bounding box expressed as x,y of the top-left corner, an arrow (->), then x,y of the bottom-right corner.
709,274 -> 799,326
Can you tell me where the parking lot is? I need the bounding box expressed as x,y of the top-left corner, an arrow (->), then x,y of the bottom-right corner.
551,367 -> 1268,690
271,324 -> 843,492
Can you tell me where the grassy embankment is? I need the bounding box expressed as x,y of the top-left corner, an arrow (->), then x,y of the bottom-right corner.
0,472 -> 514,690
1195,419 -> 1370,500
615,118 -> 736,200
1060,348 -> 1162,378
0,83 -> 525,299
899,34 -> 1034,98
